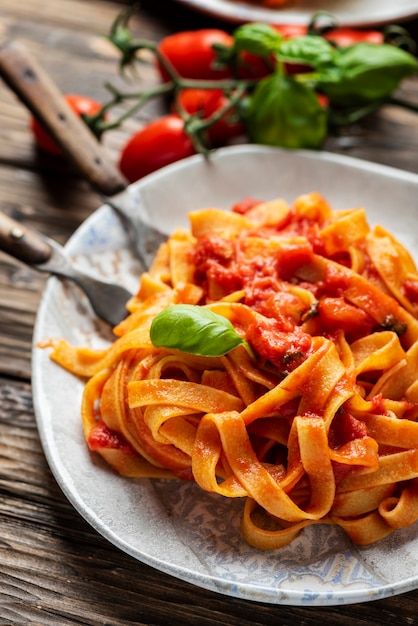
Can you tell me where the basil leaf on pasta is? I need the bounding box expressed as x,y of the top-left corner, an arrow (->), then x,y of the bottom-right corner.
150,304 -> 245,357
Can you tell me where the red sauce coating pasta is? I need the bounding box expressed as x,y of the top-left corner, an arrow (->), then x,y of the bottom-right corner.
45,192 -> 418,549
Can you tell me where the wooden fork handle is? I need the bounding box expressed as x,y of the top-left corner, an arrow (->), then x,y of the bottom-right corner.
0,40 -> 128,197
0,210 -> 52,265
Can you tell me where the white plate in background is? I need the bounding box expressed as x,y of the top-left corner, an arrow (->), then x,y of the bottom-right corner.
32,145 -> 418,606
175,0 -> 418,26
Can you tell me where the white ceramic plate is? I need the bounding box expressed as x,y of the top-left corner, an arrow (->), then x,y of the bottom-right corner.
32,145 -> 418,606
175,0 -> 418,26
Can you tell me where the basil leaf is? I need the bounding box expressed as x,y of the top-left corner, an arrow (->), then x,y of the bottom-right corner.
150,304 -> 245,357
318,43 -> 418,106
246,73 -> 328,149
232,23 -> 283,57
278,35 -> 337,69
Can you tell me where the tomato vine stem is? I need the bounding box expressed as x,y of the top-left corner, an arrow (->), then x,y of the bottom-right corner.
83,6 -> 418,156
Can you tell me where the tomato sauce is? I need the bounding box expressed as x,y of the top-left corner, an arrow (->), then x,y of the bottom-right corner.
277,242 -> 315,281
329,412 -> 368,449
246,317 -> 311,370
192,212 -> 396,361
403,278 -> 418,303
329,412 -> 370,483
232,197 -> 263,215
317,297 -> 375,342
88,419 -> 133,452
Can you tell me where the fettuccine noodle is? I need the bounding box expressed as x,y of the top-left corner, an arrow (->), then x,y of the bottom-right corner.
45,192 -> 418,549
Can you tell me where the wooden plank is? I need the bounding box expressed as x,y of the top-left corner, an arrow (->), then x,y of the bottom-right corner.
1,1 -> 418,622
0,0 -> 176,382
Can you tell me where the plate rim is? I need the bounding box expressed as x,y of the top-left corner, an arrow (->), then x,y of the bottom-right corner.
174,0 -> 418,26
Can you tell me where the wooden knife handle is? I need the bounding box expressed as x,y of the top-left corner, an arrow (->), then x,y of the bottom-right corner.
0,210 -> 52,265
0,40 -> 128,197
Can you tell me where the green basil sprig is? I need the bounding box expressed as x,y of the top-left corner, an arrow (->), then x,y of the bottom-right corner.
150,304 -> 247,357
230,22 -> 418,148
232,23 -> 283,57
317,42 -> 418,106
105,9 -> 418,157
278,35 -> 337,69
246,73 -> 328,149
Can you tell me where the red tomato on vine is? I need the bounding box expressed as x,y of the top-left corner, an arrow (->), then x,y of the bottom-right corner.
324,27 -> 384,47
31,94 -> 104,156
273,23 -> 384,46
157,29 -> 233,80
177,89 -> 245,145
119,114 -> 195,183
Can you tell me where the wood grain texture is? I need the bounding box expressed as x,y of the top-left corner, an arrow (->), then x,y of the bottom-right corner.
0,1 -> 418,623
0,0 -> 417,383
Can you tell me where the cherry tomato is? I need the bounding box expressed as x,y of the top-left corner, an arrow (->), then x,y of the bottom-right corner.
273,24 -> 308,38
271,23 -> 384,74
31,94 -> 104,156
273,23 -> 383,46
317,93 -> 329,108
236,50 -> 274,79
119,114 -> 195,183
232,26 -> 306,77
176,89 -> 244,145
157,29 -> 233,80
324,28 -> 384,47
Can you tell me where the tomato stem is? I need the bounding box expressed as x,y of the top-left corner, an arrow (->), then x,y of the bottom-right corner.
97,12 -> 255,148
98,81 -> 175,132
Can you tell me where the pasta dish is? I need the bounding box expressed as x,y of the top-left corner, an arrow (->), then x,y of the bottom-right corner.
45,191 -> 418,550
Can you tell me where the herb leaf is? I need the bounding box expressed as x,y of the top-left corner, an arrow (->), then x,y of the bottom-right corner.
150,304 -> 245,357
318,43 -> 418,106
278,35 -> 337,69
232,22 -> 283,57
246,73 -> 328,149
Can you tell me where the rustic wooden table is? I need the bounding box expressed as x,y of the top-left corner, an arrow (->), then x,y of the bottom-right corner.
1,0 -> 418,624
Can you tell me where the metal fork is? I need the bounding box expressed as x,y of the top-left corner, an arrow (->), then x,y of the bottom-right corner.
0,40 -> 167,270
0,41 -> 168,325
0,210 -> 133,327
